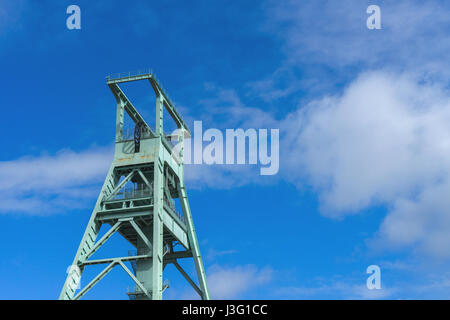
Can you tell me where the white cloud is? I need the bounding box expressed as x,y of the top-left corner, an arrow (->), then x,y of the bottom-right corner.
246,0 -> 450,104
170,68 -> 450,260
264,0 -> 450,78
206,248 -> 237,262
285,71 -> 450,213
206,264 -> 273,299
375,180 -> 450,258
248,0 -> 450,261
284,70 -> 450,258
0,147 -> 112,215
174,263 -> 273,300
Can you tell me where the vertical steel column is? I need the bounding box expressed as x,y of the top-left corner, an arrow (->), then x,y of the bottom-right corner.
151,95 -> 165,300
135,224 -> 153,299
115,100 -> 124,142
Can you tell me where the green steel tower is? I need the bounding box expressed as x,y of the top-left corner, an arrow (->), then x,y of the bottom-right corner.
59,71 -> 210,300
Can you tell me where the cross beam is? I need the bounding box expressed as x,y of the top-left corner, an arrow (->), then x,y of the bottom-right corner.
107,72 -> 190,137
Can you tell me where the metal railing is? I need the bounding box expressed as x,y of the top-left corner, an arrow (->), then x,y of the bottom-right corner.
121,127 -> 153,142
127,279 -> 169,295
110,188 -> 152,201
164,197 -> 185,223
106,69 -> 154,80
105,69 -> 175,107
105,188 -> 185,223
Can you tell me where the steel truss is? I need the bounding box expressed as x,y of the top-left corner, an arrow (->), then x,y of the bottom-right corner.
59,72 -> 210,300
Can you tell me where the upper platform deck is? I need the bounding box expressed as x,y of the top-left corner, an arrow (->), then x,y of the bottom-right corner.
107,70 -> 190,137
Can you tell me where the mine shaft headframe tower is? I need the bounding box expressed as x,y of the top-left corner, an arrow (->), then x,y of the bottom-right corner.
59,71 -> 210,300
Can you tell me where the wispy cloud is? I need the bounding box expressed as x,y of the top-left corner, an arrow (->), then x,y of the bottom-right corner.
264,1 -> 450,78
276,273 -> 395,300
283,70 -> 450,258
245,67 -> 303,102
206,264 -> 273,299
178,84 -> 281,190
174,263 -> 273,300
0,147 -> 112,215
183,68 -> 450,261
277,282 -> 393,300
248,0 -> 450,103
206,248 -> 238,262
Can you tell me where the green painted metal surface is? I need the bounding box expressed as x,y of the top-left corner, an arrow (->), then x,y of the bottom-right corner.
59,71 -> 210,300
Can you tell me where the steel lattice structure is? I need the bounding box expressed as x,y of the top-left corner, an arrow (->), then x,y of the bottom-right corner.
59,71 -> 210,300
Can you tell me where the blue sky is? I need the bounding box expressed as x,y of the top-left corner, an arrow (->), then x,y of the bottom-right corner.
2,0 -> 450,299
